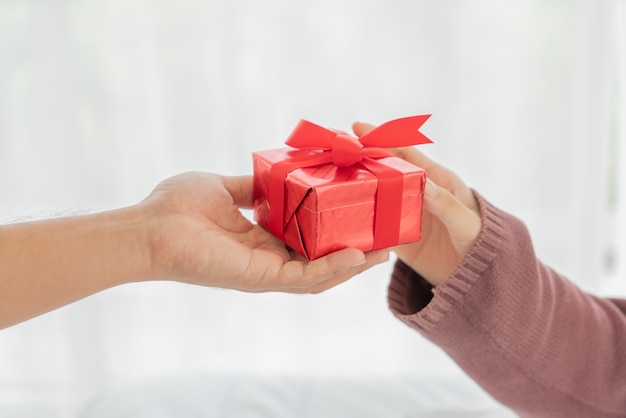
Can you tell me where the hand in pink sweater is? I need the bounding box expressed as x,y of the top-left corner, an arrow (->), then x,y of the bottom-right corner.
352,122 -> 626,417
352,121 -> 483,287
389,196 -> 626,417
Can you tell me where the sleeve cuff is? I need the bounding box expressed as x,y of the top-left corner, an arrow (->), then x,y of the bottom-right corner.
387,191 -> 505,333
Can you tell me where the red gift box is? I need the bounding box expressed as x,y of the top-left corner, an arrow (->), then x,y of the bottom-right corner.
253,116 -> 432,260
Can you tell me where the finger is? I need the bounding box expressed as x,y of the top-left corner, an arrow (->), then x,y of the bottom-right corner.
245,247 -> 363,292
298,249 -> 390,294
388,146 -> 437,175
220,175 -> 254,208
389,146 -> 463,195
298,247 -> 368,282
352,122 -> 444,184
378,142 -> 478,212
268,247 -> 378,291
424,178 -> 481,255
352,121 -> 376,137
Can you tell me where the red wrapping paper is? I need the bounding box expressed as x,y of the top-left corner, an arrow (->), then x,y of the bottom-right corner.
253,116 -> 431,260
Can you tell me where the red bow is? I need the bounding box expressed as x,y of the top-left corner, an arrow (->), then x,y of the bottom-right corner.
285,115 -> 432,166
268,115 -> 432,252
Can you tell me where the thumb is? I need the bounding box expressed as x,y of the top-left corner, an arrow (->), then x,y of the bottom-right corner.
424,178 -> 481,255
219,175 -> 254,208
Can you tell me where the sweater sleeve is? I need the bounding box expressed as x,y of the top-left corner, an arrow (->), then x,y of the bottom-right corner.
388,193 -> 626,417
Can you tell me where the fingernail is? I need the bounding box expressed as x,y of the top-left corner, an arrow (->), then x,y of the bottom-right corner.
424,178 -> 439,199
351,255 -> 367,267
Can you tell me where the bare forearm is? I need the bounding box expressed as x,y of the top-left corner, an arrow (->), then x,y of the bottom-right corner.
0,206 -> 150,329
0,172 -> 388,328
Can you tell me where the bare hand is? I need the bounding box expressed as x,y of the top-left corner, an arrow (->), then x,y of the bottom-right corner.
353,123 -> 481,286
142,172 -> 389,293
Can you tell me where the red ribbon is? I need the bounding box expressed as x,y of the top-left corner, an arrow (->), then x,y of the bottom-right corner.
268,115 -> 432,252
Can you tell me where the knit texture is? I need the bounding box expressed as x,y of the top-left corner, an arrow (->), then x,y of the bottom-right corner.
388,193 -> 626,417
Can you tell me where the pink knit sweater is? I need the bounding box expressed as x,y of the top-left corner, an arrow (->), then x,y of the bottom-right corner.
388,194 -> 626,417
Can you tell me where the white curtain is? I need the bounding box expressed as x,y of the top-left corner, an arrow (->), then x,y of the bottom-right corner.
0,0 -> 624,416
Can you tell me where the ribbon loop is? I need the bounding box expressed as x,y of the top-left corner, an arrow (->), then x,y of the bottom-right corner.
285,115 -> 432,161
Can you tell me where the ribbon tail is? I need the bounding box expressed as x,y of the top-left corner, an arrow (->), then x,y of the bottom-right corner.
359,115 -> 433,147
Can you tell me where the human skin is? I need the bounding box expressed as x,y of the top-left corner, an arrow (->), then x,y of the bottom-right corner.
352,121 -> 482,287
0,172 -> 389,329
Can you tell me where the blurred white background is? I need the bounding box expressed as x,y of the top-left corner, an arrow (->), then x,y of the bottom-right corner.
0,0 -> 625,417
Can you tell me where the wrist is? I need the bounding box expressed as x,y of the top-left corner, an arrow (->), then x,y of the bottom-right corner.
109,204 -> 156,284
134,199 -> 182,283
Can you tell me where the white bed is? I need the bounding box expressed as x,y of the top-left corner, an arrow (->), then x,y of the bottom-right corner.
79,374 -> 517,418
